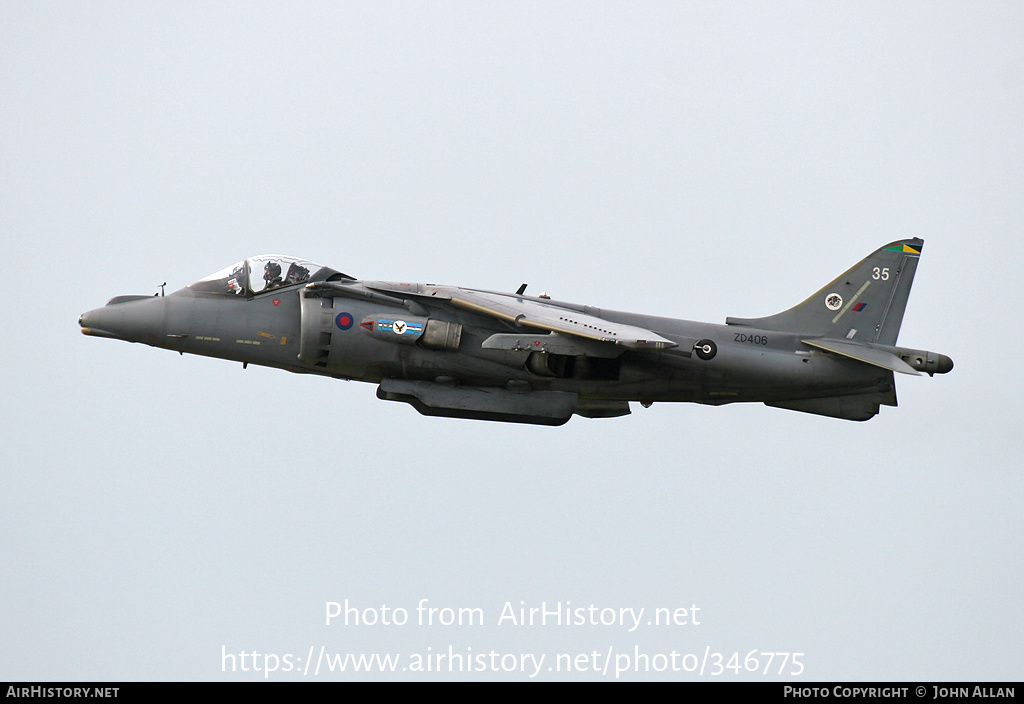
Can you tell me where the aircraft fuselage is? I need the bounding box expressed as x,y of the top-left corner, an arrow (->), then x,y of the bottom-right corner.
80,243 -> 951,424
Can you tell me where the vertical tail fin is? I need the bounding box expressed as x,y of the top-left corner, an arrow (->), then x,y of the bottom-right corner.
726,238 -> 923,344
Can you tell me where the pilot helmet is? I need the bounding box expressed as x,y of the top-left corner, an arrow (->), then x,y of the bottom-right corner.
264,261 -> 282,281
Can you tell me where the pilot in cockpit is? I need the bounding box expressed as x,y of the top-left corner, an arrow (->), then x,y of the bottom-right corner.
188,256 -> 346,297
226,264 -> 247,295
264,261 -> 283,290
285,262 -> 310,285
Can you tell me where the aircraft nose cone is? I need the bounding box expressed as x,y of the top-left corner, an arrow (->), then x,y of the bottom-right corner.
79,296 -> 167,344
79,307 -> 109,335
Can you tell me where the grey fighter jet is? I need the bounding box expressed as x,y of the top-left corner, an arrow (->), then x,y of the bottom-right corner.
79,239 -> 952,426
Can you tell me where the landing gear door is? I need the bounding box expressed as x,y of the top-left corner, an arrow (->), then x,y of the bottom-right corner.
299,291 -> 336,369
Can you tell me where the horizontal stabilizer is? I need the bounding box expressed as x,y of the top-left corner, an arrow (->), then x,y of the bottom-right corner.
803,338 -> 920,375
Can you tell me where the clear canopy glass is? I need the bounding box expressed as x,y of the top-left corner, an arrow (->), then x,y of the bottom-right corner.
189,255 -> 341,296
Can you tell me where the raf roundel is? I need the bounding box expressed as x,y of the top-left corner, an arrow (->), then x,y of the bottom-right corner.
335,312 -> 354,330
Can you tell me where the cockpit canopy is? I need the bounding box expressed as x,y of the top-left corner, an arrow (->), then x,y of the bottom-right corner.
188,255 -> 348,296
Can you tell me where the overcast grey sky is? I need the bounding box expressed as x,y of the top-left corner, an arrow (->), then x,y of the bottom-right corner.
2,1 -> 1022,681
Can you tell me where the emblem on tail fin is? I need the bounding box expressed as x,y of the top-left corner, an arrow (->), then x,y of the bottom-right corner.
726,238 -> 924,346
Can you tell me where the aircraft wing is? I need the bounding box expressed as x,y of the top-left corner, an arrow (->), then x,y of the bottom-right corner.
364,282 -> 677,351
444,288 -> 677,351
